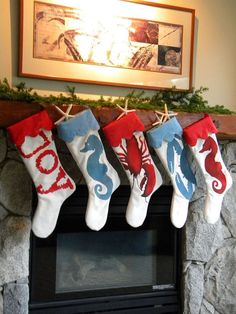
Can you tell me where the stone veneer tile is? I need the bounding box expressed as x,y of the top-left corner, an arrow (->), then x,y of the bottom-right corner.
183,262 -> 205,314
0,287 -> 3,314
0,216 -> 31,286
0,160 -> 32,216
200,298 -> 216,314
221,173 -> 236,237
204,239 -> 236,314
6,150 -> 22,162
184,197 -> 223,263
221,142 -> 236,171
0,204 -> 8,221
0,130 -> 7,164
3,281 -> 29,314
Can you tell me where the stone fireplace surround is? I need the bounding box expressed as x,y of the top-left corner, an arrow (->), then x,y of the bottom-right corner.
0,126 -> 235,314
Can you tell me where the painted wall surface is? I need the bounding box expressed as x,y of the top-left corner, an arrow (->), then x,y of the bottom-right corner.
0,0 -> 236,110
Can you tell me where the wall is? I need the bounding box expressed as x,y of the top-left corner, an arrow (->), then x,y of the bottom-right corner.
183,140 -> 236,314
0,0 -> 236,111
0,129 -> 31,314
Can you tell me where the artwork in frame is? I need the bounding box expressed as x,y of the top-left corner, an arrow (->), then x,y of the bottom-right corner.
19,0 -> 195,90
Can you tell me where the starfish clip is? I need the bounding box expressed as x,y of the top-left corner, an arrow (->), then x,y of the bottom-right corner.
152,103 -> 177,126
116,99 -> 136,120
54,104 -> 75,125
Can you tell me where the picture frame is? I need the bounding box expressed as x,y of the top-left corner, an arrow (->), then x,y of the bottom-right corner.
19,0 -> 195,91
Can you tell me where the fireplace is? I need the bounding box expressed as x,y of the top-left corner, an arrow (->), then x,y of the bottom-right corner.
0,127 -> 234,314
29,185 -> 181,313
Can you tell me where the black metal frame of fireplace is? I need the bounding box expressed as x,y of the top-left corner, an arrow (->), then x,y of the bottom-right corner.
29,185 -> 181,314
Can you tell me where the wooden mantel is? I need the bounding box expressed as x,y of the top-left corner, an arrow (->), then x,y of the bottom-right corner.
0,100 -> 236,139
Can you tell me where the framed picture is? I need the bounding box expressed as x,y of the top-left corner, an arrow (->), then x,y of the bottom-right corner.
19,0 -> 195,90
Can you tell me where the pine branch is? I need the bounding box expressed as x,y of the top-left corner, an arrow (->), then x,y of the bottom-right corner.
0,78 -> 233,114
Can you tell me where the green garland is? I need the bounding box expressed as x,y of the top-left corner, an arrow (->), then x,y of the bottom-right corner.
0,78 -> 233,114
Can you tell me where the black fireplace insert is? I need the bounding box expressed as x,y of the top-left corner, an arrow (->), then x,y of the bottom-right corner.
29,185 -> 181,314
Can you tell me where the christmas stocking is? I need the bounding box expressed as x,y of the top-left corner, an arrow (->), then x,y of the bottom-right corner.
7,110 -> 76,238
147,117 -> 196,228
57,109 -> 120,231
103,112 -> 162,228
183,114 -> 232,224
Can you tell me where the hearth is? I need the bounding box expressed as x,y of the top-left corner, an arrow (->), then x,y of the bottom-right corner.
29,185 -> 181,314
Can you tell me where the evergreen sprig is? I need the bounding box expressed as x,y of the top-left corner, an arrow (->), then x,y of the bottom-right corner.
0,78 -> 233,114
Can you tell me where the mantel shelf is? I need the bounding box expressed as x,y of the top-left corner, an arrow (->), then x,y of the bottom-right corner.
0,100 -> 236,140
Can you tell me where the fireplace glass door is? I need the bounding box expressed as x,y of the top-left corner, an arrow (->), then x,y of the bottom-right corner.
56,227 -> 174,294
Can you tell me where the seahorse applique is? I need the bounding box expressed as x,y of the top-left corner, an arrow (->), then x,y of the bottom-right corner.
167,135 -> 196,200
199,136 -> 226,194
80,134 -> 113,200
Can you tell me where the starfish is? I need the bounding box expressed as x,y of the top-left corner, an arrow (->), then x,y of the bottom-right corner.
153,103 -> 177,126
152,112 -> 163,126
54,104 -> 75,125
116,99 -> 136,120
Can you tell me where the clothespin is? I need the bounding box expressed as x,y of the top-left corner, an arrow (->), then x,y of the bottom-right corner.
116,99 -> 136,120
152,103 -> 177,126
54,104 -> 75,125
